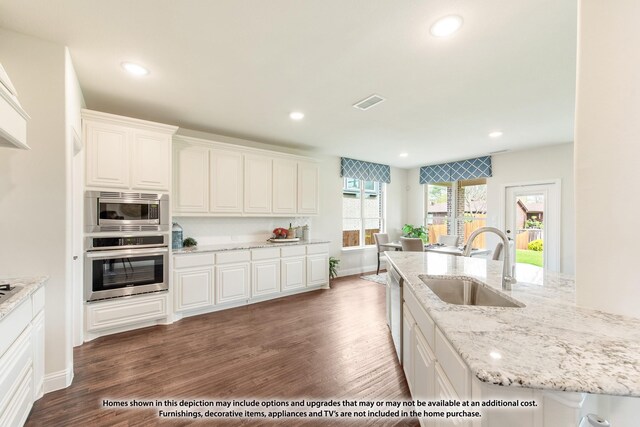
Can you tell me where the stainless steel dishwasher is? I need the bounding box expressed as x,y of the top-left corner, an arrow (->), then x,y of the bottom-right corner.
387,265 -> 403,363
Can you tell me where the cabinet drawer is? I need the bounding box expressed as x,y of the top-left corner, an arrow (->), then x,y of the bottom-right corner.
86,294 -> 167,332
0,363 -> 32,427
0,327 -> 32,416
281,245 -> 306,257
435,327 -> 470,398
173,253 -> 215,269
251,247 -> 280,261
216,250 -> 250,264
306,244 -> 328,255
0,299 -> 31,360
404,286 -> 435,350
31,287 -> 45,316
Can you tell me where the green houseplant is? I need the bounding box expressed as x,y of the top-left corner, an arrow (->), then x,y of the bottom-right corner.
329,257 -> 340,281
402,224 -> 428,243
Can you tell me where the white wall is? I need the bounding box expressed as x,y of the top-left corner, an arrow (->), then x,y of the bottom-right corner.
574,0 -> 640,319
488,143 -> 575,274
0,29 -> 77,390
405,143 -> 575,273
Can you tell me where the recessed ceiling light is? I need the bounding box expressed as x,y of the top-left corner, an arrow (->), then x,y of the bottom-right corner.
489,351 -> 502,360
489,131 -> 503,138
430,15 -> 463,38
121,62 -> 149,76
289,112 -> 305,120
399,153 -> 408,157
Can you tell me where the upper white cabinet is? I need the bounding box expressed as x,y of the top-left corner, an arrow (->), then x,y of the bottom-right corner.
272,159 -> 297,214
244,154 -> 273,214
297,161 -> 319,215
83,109 -> 177,191
210,149 -> 243,213
172,135 -> 319,216
0,63 -> 30,150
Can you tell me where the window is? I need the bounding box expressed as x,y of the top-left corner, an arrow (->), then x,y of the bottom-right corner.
343,179 -> 385,248
424,179 -> 487,247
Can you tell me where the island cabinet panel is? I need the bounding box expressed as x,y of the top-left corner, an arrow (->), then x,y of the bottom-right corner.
402,304 -> 416,393
433,363 -> 469,427
173,142 -> 209,213
413,327 -> 436,404
272,159 -> 297,214
85,121 -> 130,189
174,267 -> 214,312
216,263 -> 250,304
435,327 -> 470,398
297,161 -> 319,214
131,130 -> 171,191
210,149 -> 243,213
281,257 -> 306,290
244,154 -> 272,214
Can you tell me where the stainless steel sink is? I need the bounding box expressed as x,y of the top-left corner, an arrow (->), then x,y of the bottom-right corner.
419,276 -> 524,308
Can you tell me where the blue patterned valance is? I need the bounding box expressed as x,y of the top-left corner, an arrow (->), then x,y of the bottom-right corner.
340,157 -> 391,183
419,156 -> 492,184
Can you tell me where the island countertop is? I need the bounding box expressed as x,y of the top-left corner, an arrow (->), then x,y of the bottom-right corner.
0,276 -> 47,321
385,251 -> 640,397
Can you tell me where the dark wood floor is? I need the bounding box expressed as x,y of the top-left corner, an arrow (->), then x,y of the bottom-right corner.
26,275 -> 416,426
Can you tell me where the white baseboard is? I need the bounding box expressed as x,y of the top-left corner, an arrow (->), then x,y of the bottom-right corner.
338,264 -> 381,277
44,367 -> 74,393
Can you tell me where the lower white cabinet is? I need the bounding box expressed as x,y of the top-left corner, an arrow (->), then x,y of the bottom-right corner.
281,257 -> 306,290
85,293 -> 168,333
402,304 -> 415,393
216,263 -> 250,304
251,260 -> 280,297
306,254 -> 328,287
0,284 -> 46,427
174,267 -> 214,312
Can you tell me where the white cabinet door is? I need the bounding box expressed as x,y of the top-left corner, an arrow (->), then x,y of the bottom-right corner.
31,310 -> 45,401
210,149 -> 243,213
173,143 -> 209,213
414,328 -> 436,427
434,363 -> 467,427
85,121 -> 130,188
297,161 -> 319,214
174,267 -> 214,312
306,254 -> 328,287
403,304 -> 415,393
251,259 -> 280,297
281,257 -> 306,290
216,263 -> 250,304
244,154 -> 272,214
272,158 -> 297,214
131,130 -> 171,191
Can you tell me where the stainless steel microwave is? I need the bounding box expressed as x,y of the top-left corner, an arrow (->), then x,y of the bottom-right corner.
85,191 -> 169,233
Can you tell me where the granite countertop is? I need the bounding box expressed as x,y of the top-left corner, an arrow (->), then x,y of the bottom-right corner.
172,239 -> 330,255
0,276 -> 47,321
385,251 -> 640,397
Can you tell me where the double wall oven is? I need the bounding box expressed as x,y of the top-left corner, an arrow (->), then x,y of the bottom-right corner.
84,192 -> 170,302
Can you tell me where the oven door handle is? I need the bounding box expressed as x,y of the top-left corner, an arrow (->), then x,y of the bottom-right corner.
86,247 -> 169,259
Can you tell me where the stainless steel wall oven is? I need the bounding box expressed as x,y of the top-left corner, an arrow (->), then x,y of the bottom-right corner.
85,234 -> 169,302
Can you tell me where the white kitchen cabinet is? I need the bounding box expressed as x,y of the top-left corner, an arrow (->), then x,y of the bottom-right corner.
131,130 -> 171,191
272,158 -> 297,214
251,260 -> 281,297
173,142 -> 210,213
402,304 -> 415,393
210,149 -> 243,213
216,263 -> 250,304
434,363 -> 468,427
281,257 -> 306,291
173,267 -> 214,312
85,293 -> 168,333
306,254 -> 328,287
0,63 -> 30,150
244,154 -> 273,214
83,109 -> 177,191
297,161 -> 319,215
85,120 -> 130,189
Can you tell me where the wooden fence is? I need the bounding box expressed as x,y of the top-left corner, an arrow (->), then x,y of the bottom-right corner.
429,220 -> 486,248
342,229 -> 379,247
515,229 -> 543,250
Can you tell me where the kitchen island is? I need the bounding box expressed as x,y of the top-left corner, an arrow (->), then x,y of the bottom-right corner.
385,251 -> 640,426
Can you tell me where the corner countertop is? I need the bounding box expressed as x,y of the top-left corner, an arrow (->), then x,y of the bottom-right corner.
385,251 -> 640,397
172,239 -> 330,255
0,276 -> 48,321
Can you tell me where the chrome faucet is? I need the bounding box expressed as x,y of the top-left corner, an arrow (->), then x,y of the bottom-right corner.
463,226 -> 517,290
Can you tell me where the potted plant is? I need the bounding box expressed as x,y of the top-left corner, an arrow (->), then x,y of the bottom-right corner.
402,224 -> 428,243
329,257 -> 340,285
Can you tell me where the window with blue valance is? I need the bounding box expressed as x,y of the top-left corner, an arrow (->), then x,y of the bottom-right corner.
340,157 -> 391,184
419,156 -> 492,184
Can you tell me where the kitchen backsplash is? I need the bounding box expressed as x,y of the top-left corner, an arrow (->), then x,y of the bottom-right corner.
173,216 -> 312,245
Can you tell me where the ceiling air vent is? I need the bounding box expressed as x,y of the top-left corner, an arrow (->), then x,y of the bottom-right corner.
353,94 -> 386,110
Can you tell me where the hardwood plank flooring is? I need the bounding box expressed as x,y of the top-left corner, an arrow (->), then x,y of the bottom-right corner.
26,275 -> 417,426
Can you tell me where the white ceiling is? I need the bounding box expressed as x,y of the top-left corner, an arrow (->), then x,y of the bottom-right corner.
0,0 -> 577,168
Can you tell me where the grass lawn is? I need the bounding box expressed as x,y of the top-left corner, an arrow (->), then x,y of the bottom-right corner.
516,249 -> 543,267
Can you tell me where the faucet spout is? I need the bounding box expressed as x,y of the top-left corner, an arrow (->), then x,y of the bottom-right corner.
463,226 -> 517,290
